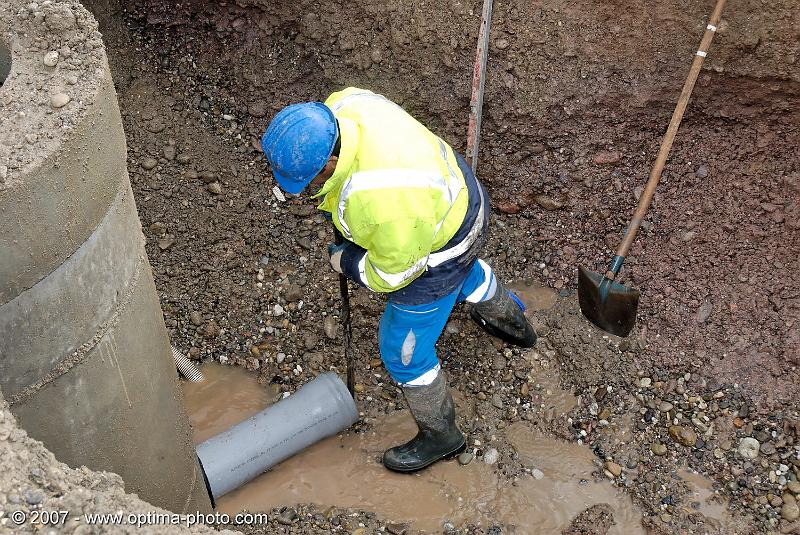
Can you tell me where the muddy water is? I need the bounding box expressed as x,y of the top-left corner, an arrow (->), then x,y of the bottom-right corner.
182,362 -> 644,533
678,469 -> 748,533
182,362 -> 278,444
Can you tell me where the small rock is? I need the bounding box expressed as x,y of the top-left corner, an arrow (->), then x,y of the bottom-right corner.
276,509 -> 297,525
659,401 -> 674,412
157,236 -> 175,251
491,393 -> 504,409
695,165 -> 709,178
534,194 -> 563,211
273,304 -> 285,316
354,383 -> 365,393
207,182 -> 222,195
639,377 -> 652,388
738,437 -> 760,459
163,145 -> 177,161
483,448 -> 499,465
592,151 -> 621,165
24,489 -> 43,505
695,301 -> 713,323
651,443 -> 668,456
190,311 -> 203,326
787,481 -> 800,495
351,529 -> 365,535
782,501 -> 800,522
43,50 -> 59,67
605,461 -> 622,477
760,442 -> 776,455
532,468 -> 544,480
141,157 -> 158,170
50,92 -> 70,108
458,452 -> 473,465
491,354 -> 507,370
497,201 -> 521,214
248,100 -> 267,118
324,316 -> 338,339
669,425 -> 698,447
386,523 -> 409,535
494,38 -> 510,49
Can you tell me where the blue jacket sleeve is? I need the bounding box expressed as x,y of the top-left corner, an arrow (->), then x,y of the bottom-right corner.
339,242 -> 369,288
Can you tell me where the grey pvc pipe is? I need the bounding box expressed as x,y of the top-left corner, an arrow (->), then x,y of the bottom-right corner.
196,372 -> 358,499
171,345 -> 205,382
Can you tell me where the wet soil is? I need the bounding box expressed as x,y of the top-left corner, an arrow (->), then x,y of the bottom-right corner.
84,0 -> 800,532
183,363 -> 644,534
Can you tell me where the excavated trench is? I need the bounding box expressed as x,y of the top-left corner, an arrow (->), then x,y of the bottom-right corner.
1,0 -> 797,533
84,0 -> 798,532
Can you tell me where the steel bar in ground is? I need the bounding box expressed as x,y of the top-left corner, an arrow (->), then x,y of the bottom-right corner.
466,0 -> 494,174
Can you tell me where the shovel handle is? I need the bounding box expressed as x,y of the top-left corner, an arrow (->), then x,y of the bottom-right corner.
613,0 -> 727,266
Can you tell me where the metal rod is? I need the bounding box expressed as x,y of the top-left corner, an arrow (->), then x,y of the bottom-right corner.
614,0 -> 727,260
334,230 -> 355,398
466,0 -> 494,174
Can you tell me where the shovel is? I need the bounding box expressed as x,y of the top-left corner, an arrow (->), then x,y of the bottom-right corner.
578,0 -> 727,337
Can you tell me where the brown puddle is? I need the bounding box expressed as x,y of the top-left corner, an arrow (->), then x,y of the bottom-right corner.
182,362 -> 644,533
182,362 -> 278,444
677,469 -> 747,533
507,281 -> 559,312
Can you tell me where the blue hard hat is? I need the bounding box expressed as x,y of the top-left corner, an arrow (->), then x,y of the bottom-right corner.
261,102 -> 338,195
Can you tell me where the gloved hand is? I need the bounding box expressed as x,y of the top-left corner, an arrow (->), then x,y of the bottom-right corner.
327,243 -> 347,274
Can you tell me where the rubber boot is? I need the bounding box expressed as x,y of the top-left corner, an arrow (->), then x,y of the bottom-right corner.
470,279 -> 537,348
383,371 -> 466,473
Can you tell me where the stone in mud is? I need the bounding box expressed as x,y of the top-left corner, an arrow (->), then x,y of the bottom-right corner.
386,523 -> 410,535
248,100 -> 268,118
50,92 -> 71,108
457,452 -> 473,465
324,315 -> 338,339
491,393 -> 504,409
738,437 -> 760,459
669,425 -> 697,447
497,201 -> 521,214
592,151 -> 621,165
142,157 -> 158,171
695,301 -> 713,323
43,50 -> 59,67
190,311 -> 203,326
562,503 -> 614,535
604,461 -> 622,478
782,501 -> 800,522
534,194 -> 563,211
651,443 -> 668,456
207,182 -> 222,195
483,448 -> 499,465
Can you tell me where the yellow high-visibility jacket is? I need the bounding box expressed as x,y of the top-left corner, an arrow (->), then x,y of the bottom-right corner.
316,87 -> 474,295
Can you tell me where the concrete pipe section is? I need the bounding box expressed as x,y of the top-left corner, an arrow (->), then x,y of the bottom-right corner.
0,0 -> 211,513
198,372 -> 359,500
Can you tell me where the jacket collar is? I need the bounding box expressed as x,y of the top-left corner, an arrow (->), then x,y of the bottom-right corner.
314,117 -> 359,209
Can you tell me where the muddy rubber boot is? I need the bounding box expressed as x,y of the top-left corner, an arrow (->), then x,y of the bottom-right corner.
470,279 -> 537,348
383,372 -> 466,473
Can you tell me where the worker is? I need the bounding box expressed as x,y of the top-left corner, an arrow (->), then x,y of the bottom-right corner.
261,87 -> 536,472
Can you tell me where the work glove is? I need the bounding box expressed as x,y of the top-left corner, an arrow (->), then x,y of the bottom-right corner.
327,243 -> 347,274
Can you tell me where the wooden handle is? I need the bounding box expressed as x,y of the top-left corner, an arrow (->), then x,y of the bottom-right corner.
615,0 -> 727,260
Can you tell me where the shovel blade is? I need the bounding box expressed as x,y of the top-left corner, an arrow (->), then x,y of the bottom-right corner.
577,266 -> 640,337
